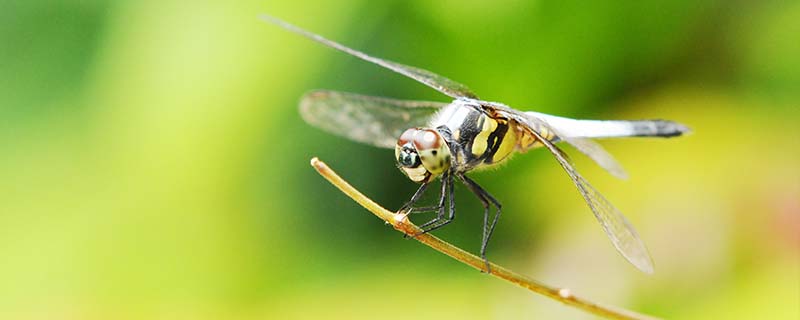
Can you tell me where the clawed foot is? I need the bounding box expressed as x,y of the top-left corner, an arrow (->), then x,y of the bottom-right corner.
402,228 -> 428,239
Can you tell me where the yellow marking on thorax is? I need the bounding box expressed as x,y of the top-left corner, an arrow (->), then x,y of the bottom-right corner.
489,121 -> 517,164
471,115 -> 497,157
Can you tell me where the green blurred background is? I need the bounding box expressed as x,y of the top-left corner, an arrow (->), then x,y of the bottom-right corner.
1,1 -> 798,319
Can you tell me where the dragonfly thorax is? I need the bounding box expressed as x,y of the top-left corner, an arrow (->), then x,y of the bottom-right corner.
395,128 -> 452,183
430,101 -> 521,172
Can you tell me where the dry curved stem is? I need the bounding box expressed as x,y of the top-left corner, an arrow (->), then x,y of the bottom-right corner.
311,157 -> 660,320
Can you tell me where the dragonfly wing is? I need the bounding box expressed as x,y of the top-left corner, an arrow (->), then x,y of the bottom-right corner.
300,90 -> 446,148
486,102 -> 654,273
561,137 -> 629,179
261,14 -> 478,99
528,126 -> 654,273
486,103 -> 628,179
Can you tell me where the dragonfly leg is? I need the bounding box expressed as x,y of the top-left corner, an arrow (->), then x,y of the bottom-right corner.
412,126 -> 462,235
400,174 -> 445,239
459,174 -> 502,274
416,171 -> 455,233
407,205 -> 441,213
397,182 -> 431,214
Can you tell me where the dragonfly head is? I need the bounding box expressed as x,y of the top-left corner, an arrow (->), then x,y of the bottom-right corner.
395,128 -> 452,183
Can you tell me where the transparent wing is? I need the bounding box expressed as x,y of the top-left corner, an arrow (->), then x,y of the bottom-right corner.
486,103 -> 628,179
529,126 -> 654,273
300,90 -> 446,148
562,137 -> 629,179
486,103 -> 654,273
261,14 -> 478,99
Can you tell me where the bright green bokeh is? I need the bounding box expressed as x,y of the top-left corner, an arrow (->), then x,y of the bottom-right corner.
1,1 -> 797,319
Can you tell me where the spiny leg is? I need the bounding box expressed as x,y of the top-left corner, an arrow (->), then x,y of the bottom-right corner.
397,181 -> 431,214
416,174 -> 448,230
397,176 -> 452,218
400,172 -> 448,239
417,171 -> 456,233
408,205 -> 441,213
459,174 -> 502,274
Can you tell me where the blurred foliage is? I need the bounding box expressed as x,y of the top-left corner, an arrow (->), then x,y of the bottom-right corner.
0,1 -> 797,319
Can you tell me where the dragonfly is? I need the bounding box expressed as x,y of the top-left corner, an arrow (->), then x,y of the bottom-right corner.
261,14 -> 689,274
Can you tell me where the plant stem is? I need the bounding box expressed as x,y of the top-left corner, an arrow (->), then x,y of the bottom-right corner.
310,157 -> 660,320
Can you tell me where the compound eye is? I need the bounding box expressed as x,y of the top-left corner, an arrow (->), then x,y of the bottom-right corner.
398,128 -> 417,146
413,129 -> 442,150
397,146 -> 421,168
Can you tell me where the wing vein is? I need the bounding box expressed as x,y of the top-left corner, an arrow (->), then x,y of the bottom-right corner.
512,109 -> 655,274
261,14 -> 478,99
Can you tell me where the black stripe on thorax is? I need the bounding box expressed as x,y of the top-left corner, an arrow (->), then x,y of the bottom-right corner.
461,113 -> 484,159
482,120 -> 509,163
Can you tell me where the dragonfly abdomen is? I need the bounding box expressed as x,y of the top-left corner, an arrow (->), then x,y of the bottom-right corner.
512,118 -> 558,152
